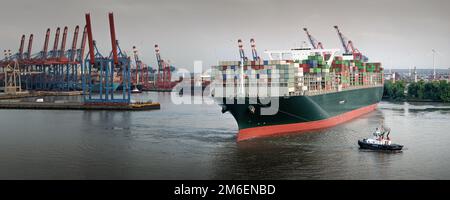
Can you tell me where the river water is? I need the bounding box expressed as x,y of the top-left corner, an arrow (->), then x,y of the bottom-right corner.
0,92 -> 449,179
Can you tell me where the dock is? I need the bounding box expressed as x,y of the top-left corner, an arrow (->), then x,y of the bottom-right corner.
0,101 -> 160,111
0,91 -> 82,100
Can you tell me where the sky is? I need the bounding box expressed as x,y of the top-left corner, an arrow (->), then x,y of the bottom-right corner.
0,0 -> 449,70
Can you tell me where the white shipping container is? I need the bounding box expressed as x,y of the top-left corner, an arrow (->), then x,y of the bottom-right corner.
343,55 -> 353,60
279,87 -> 289,95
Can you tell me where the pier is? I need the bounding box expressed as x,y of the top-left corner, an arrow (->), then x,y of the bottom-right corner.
0,101 -> 160,111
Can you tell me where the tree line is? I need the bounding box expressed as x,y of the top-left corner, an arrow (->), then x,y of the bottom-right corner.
383,80 -> 450,102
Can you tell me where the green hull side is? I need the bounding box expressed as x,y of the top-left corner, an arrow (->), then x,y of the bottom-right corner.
217,86 -> 383,130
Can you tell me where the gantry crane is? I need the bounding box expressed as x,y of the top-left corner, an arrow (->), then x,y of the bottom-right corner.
0,19 -> 87,91
333,25 -> 366,61
154,44 -> 172,90
83,12 -> 131,103
132,46 -> 152,91
237,39 -> 248,62
250,38 -> 260,61
303,28 -> 324,49
132,46 -> 141,89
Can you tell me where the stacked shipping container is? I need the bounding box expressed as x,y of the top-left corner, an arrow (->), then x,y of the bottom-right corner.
212,54 -> 383,98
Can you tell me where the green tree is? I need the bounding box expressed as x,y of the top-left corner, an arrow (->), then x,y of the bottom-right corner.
439,81 -> 450,102
386,80 -> 450,102
383,80 -> 405,101
393,81 -> 406,100
383,81 -> 394,99
408,82 -> 418,98
417,80 -> 425,99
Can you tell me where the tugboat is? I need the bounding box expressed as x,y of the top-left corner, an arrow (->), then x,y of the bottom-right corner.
358,127 -> 403,151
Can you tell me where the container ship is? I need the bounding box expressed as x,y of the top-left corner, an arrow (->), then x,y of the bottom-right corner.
211,28 -> 384,141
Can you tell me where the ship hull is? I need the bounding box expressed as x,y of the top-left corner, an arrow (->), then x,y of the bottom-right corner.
217,86 -> 383,141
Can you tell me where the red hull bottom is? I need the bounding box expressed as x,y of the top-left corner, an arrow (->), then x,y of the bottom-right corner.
237,103 -> 378,141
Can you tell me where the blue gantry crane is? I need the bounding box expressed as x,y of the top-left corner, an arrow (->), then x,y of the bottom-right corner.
82,12 -> 131,104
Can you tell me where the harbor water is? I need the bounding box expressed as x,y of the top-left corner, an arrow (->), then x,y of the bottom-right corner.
0,92 -> 450,179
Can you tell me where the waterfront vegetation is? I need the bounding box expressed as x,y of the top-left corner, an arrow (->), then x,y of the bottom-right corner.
383,80 -> 450,102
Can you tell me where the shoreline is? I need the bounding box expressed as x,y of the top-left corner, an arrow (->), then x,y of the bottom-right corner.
382,97 -> 446,103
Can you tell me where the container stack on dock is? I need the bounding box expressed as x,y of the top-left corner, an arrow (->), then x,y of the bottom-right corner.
0,12 -> 160,111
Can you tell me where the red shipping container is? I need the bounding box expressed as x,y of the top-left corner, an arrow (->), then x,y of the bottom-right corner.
303,66 -> 310,72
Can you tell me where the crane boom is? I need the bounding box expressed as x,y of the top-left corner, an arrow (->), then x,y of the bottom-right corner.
78,25 -> 87,62
60,26 -> 68,58
26,34 -> 33,59
303,28 -> 317,49
18,35 -> 25,59
238,39 -> 247,61
333,25 -> 349,53
52,27 -> 60,58
43,29 -> 50,59
303,28 -> 324,49
108,12 -> 118,65
132,46 -> 140,62
85,13 -> 95,65
250,38 -> 259,61
132,46 -> 141,85
70,25 -> 80,62
154,44 -> 163,71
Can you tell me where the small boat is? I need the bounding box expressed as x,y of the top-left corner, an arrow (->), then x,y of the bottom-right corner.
131,87 -> 142,93
358,138 -> 403,151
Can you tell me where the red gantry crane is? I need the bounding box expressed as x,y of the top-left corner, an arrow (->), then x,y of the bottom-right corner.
0,17 -> 86,91
154,44 -> 172,90
333,25 -> 366,61
132,46 -> 152,91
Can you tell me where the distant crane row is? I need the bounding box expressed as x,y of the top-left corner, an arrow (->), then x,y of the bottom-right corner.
234,26 -> 367,63
0,24 -> 87,91
0,13 -> 181,96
